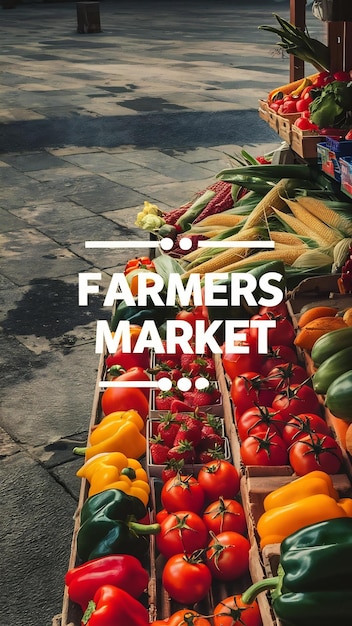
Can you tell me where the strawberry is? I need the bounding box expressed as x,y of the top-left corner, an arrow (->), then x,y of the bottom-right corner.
153,366 -> 183,383
170,399 -> 194,413
161,458 -> 185,483
201,413 -> 223,435
167,440 -> 196,464
183,384 -> 221,407
180,353 -> 196,372
197,443 -> 225,464
198,431 -> 223,452
157,414 -> 180,447
173,420 -> 202,448
155,389 -> 182,411
149,435 -> 170,464
183,356 -> 216,378
155,340 -> 182,367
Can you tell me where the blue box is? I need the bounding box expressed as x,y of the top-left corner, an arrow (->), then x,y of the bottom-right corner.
340,157 -> 352,199
317,142 -> 341,181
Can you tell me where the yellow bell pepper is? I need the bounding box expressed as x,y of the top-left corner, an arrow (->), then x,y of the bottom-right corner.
263,470 -> 339,511
257,493 -> 347,549
77,451 -> 150,505
73,410 -> 146,460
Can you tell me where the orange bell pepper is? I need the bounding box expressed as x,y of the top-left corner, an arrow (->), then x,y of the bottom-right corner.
257,493 -> 347,549
263,470 -> 339,511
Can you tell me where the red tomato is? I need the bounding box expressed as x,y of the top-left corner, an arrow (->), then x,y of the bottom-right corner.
265,362 -> 308,392
175,307 -> 208,332
155,509 -> 169,524
162,553 -> 212,604
296,98 -> 311,112
156,511 -> 208,559
236,405 -> 287,439
281,412 -> 330,446
333,71 -> 350,82
206,531 -> 250,581
101,385 -> 149,419
289,433 -> 343,476
240,430 -> 288,467
198,460 -> 240,501
152,610 -> 211,626
222,349 -> 264,381
249,312 -> 296,348
272,383 -> 321,421
230,371 -> 275,417
294,117 -> 318,132
260,344 -> 298,376
105,347 -> 150,371
279,100 -> 297,114
161,474 -> 205,514
213,595 -> 262,626
202,498 -> 247,536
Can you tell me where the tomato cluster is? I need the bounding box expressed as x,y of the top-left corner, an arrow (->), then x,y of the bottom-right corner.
222,306 -> 344,476
155,462 -> 252,605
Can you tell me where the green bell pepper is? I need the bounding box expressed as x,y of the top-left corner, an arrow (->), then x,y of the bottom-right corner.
77,488 -> 160,563
242,518 -> 352,626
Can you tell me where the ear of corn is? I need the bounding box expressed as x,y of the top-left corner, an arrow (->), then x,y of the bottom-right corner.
181,226 -> 263,275
209,246 -> 308,275
333,238 -> 352,270
268,230 -> 307,247
273,207 -> 315,238
296,195 -> 352,236
292,249 -> 334,269
183,226 -> 263,269
283,197 -> 341,247
193,214 -> 246,228
240,178 -> 291,230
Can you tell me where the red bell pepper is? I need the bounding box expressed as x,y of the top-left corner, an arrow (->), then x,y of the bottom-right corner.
65,554 -> 149,611
81,584 -> 149,626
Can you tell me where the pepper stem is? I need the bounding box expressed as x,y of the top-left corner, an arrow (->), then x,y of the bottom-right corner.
129,521 -> 160,535
73,447 -> 86,456
241,576 -> 279,605
81,600 -> 96,625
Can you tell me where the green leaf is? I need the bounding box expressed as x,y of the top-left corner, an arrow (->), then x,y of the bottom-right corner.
153,254 -> 184,287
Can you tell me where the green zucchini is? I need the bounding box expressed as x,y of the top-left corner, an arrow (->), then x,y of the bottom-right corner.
312,346 -> 352,395
325,370 -> 352,422
310,326 -> 352,367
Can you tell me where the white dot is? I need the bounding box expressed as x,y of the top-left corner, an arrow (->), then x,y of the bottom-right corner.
195,377 -> 209,389
160,237 -> 174,251
158,377 -> 172,391
179,237 -> 193,251
177,377 -> 192,391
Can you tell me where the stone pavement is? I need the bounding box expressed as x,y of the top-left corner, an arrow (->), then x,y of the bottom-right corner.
0,2 -> 325,624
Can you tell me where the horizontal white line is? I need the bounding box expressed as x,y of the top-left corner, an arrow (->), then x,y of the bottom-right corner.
99,380 -> 158,388
85,240 -> 158,248
197,240 -> 276,248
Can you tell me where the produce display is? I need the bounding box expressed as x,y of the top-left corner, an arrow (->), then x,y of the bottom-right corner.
57,7 -> 352,626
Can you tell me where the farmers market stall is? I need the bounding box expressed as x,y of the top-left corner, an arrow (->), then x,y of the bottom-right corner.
54,1 -> 352,625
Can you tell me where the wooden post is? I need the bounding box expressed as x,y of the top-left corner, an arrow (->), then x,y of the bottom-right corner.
290,0 -> 306,81
77,2 -> 101,34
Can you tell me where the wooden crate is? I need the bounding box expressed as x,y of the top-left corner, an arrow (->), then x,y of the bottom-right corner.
240,469 -> 352,626
290,126 -> 324,159
258,99 -> 269,124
